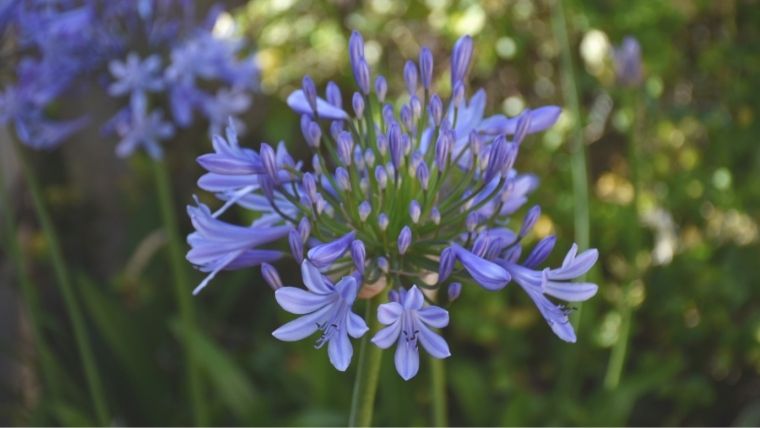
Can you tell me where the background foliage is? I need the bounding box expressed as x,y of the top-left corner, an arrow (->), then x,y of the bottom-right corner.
1,0 -> 759,426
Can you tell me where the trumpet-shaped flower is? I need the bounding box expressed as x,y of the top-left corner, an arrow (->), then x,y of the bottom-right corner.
273,261 -> 368,371
372,286 -> 450,380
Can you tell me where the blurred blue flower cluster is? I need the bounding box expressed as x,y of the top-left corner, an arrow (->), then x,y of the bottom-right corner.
187,31 -> 599,380
0,0 -> 257,157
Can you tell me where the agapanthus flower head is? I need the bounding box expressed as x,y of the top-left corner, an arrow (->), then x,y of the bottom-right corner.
189,31 -> 599,377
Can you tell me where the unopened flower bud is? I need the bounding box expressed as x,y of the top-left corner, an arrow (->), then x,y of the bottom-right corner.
358,201 -> 371,221
409,200 -> 421,223
352,92 -> 365,117
302,75 -> 318,113
397,226 -> 412,255
430,207 -> 441,225
326,81 -> 342,108
335,167 -> 351,191
419,47 -> 433,90
447,282 -> 462,302
351,240 -> 366,274
378,213 -> 389,231
438,247 -> 455,283
289,228 -> 303,263
261,263 -> 282,290
375,75 -> 387,102
404,60 -> 418,95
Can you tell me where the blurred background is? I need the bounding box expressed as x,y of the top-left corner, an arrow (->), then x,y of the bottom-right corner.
1,0 -> 759,426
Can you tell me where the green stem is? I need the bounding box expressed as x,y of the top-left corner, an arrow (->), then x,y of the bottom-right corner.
604,303 -> 632,390
429,355 -> 447,427
348,291 -> 387,427
150,158 -> 208,426
0,165 -> 63,399
13,142 -> 109,425
604,92 -> 642,390
551,0 -> 591,402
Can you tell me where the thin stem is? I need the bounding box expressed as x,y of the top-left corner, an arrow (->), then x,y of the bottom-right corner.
429,354 -> 447,427
13,142 -> 109,425
551,0 -> 591,401
0,165 -> 63,399
604,302 -> 632,390
150,158 -> 208,426
348,289 -> 387,427
604,91 -> 642,390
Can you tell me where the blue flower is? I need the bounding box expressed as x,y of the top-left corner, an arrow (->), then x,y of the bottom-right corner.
1,1 -> 258,154
613,36 -> 643,87
108,52 -> 164,105
371,286 -> 450,380
499,244 -> 599,342
186,200 -> 288,295
273,261 -> 369,371
113,98 -> 174,159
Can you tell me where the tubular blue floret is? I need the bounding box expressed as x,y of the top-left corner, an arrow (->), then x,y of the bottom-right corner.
186,200 -> 288,295
378,213 -> 389,231
289,228 -> 304,263
419,47 -> 434,90
372,286 -> 450,380
409,201 -> 421,224
335,167 -> 351,191
519,205 -> 541,238
307,231 -> 356,269
358,201 -> 372,221
351,240 -> 366,274
447,282 -> 462,302
326,81 -> 342,108
352,92 -> 365,117
272,261 -> 368,371
451,35 -> 473,86
398,226 -> 412,255
403,60 -> 418,95
452,244 -> 510,291
261,263 -> 283,290
302,75 -> 318,113
374,75 -> 388,102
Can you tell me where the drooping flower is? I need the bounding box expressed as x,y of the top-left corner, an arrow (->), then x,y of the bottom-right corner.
186,200 -> 288,295
272,261 -> 369,371
499,244 -> 599,342
371,286 -> 450,380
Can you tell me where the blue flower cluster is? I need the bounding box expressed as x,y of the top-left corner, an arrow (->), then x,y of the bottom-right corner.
187,32 -> 599,380
0,0 -> 257,157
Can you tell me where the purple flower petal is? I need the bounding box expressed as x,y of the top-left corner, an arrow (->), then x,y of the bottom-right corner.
328,328 -> 353,371
307,231 -> 356,269
274,287 -> 334,315
394,341 -> 419,381
272,303 -> 334,341
377,301 -> 403,324
416,321 -> 451,359
287,89 -> 349,120
371,322 -> 401,349
347,312 -> 369,339
300,260 -> 333,294
403,285 -> 425,310
417,306 -> 449,328
542,281 -> 598,302
453,244 -> 511,290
